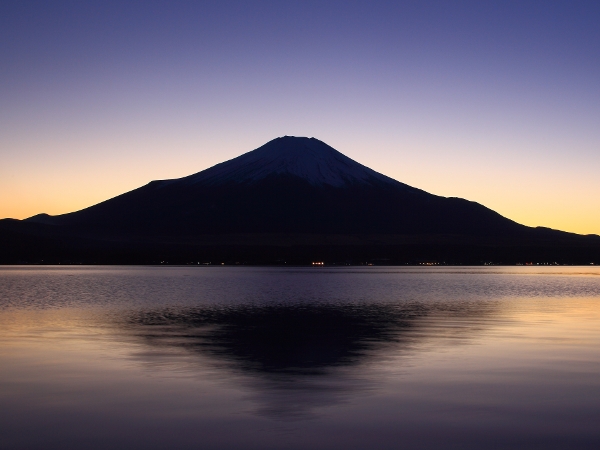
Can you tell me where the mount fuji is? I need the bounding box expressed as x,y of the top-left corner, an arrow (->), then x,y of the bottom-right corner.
1,136 -> 598,264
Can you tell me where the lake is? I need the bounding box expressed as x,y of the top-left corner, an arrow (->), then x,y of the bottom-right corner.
1,266 -> 600,449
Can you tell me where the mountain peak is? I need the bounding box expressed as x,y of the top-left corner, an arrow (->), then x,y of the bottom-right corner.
178,136 -> 401,188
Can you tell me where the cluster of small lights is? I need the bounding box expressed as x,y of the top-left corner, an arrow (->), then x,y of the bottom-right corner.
312,262 -> 324,266
521,262 -> 561,266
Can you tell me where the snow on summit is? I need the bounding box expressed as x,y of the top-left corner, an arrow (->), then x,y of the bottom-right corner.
181,136 -> 399,187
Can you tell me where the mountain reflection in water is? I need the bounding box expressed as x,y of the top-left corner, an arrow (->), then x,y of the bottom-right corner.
123,301 -> 498,417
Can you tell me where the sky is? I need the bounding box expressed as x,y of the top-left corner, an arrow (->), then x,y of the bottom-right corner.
1,0 -> 599,235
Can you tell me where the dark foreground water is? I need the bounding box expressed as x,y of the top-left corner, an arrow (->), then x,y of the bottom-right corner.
1,266 -> 600,450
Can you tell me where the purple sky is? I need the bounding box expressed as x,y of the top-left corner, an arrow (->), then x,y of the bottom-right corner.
1,1 -> 599,234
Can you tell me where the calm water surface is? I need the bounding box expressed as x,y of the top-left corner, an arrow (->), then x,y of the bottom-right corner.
1,266 -> 600,449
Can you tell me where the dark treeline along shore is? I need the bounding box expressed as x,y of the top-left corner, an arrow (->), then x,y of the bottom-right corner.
1,137 -> 599,265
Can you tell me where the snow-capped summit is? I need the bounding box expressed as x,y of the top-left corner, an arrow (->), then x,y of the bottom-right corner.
178,136 -> 400,188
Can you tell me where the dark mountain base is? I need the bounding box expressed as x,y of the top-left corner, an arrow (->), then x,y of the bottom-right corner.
2,221 -> 598,265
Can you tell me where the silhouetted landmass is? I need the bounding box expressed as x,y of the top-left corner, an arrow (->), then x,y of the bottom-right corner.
1,137 -> 599,264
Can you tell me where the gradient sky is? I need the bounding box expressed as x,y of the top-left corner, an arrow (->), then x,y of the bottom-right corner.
1,0 -> 599,234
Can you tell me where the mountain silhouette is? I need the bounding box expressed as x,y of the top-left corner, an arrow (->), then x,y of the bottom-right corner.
20,137 -> 523,235
1,136 -> 599,264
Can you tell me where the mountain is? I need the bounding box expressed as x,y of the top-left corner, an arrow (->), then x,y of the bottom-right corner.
23,137 -> 521,236
1,136 -> 599,264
